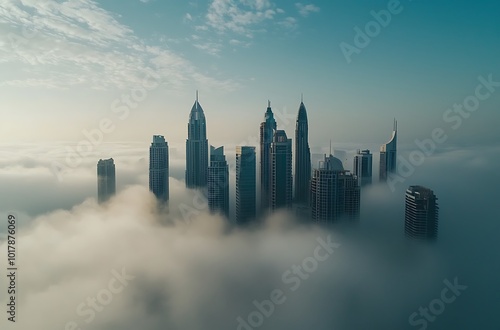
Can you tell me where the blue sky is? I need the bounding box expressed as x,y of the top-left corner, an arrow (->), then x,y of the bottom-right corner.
0,0 -> 499,150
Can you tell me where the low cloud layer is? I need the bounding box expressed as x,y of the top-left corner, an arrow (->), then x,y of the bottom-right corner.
1,144 -> 499,329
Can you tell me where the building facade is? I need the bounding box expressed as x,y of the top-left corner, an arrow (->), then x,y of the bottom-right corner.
294,98 -> 311,204
405,185 -> 439,240
208,146 -> 229,217
236,146 -> 256,224
97,158 -> 116,204
149,135 -> 169,203
380,119 -> 397,182
270,130 -> 293,210
186,91 -> 208,188
310,155 -> 360,224
260,101 -> 277,212
353,149 -> 373,186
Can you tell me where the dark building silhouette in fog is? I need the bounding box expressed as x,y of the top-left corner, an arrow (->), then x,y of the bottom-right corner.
294,96 -> 311,204
310,154 -> 360,223
380,119 -> 397,181
236,146 -> 256,223
149,135 -> 169,203
405,185 -> 439,240
97,158 -> 116,203
353,149 -> 372,186
208,146 -> 229,218
186,91 -> 208,188
259,100 -> 277,213
270,130 -> 293,210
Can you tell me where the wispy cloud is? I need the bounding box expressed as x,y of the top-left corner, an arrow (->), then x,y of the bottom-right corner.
295,3 -> 320,17
205,0 -> 277,37
0,0 -> 238,91
278,16 -> 298,30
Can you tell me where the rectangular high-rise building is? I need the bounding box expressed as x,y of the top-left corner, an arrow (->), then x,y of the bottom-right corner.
149,135 -> 169,203
270,130 -> 292,211
97,158 -> 116,204
353,149 -> 373,186
405,186 -> 439,240
208,146 -> 229,218
310,154 -> 360,224
236,146 -> 256,224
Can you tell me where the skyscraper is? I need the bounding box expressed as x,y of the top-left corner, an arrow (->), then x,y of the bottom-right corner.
353,149 -> 373,186
236,146 -> 256,224
270,130 -> 293,210
380,119 -> 397,181
259,100 -> 277,212
149,135 -> 169,203
310,154 -> 360,224
294,97 -> 311,204
186,91 -> 208,188
207,145 -> 229,217
97,158 -> 116,204
405,186 -> 439,240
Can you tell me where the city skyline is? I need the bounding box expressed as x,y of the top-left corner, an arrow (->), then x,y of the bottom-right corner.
2,1 -> 499,329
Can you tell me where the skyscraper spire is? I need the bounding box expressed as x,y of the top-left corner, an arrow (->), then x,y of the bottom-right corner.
294,98 -> 311,204
186,91 -> 208,188
301,93 -> 303,103
260,100 -> 277,212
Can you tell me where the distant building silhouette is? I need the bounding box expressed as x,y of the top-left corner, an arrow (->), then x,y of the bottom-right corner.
149,135 -> 169,203
310,154 -> 360,224
353,149 -> 373,186
259,100 -> 277,212
380,119 -> 397,181
236,146 -> 256,224
208,146 -> 229,217
405,186 -> 439,240
270,130 -> 293,210
186,91 -> 208,188
97,158 -> 116,203
294,97 -> 311,204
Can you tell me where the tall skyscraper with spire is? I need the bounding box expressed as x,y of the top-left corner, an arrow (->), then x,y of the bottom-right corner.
294,96 -> 311,204
310,154 -> 360,224
97,158 -> 116,204
379,119 -> 397,182
236,146 -> 256,224
149,135 -> 169,203
186,91 -> 208,188
207,146 -> 229,218
259,100 -> 276,212
270,130 -> 293,210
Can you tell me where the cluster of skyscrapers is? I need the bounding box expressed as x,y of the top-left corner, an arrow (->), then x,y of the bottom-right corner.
96,92 -> 438,240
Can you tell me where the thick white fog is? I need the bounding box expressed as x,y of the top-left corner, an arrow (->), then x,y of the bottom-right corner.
1,144 -> 499,329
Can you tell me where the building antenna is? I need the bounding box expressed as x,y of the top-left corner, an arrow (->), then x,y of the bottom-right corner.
196,90 -> 199,102
329,139 -> 332,156
301,93 -> 303,103
268,99 -> 271,108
